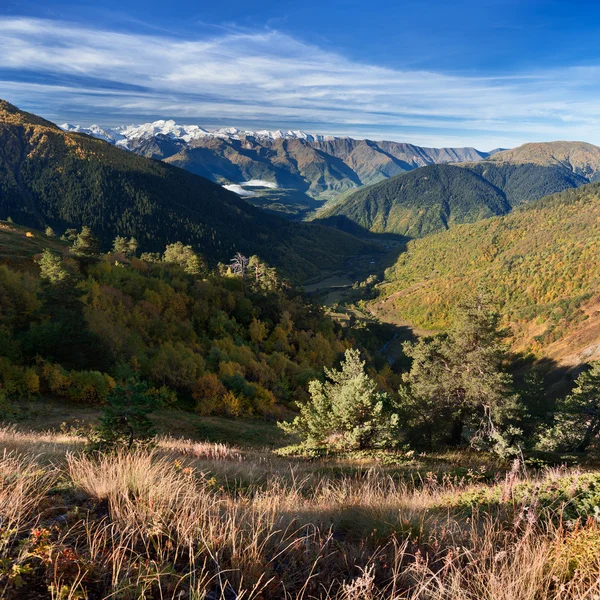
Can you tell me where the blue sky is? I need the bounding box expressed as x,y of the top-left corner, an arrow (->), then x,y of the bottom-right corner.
2,0 -> 600,148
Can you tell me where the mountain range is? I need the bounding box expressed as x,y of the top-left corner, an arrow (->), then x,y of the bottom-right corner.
0,100 -> 368,281
7,100 -> 600,366
59,120 -> 500,212
318,141 -> 600,238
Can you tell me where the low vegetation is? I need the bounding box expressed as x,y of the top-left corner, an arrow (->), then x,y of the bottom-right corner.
0,426 -> 599,599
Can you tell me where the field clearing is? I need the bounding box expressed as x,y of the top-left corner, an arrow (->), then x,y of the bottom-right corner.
1,419 -> 600,599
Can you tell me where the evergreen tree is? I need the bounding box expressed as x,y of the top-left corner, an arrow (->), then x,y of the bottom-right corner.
112,236 -> 138,256
71,226 -> 100,258
543,362 -> 600,452
248,255 -> 281,292
127,237 -> 138,256
35,249 -> 68,284
163,242 -> 205,275
279,349 -> 399,452
399,290 -> 517,448
112,235 -> 129,255
62,228 -> 79,242
94,378 -> 165,450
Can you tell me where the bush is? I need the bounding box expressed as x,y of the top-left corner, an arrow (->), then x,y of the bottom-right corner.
93,378 -> 166,450
193,373 -> 227,415
0,358 -> 39,399
68,371 -> 115,405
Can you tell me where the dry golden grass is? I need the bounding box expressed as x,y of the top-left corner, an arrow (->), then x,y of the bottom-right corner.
0,427 -> 599,599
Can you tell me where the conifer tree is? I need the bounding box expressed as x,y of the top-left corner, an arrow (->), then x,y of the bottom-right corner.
112,235 -> 129,255
71,226 -> 100,258
94,378 -> 165,450
163,242 -> 205,275
399,290 -> 517,448
36,249 -> 68,284
543,362 -> 600,452
279,349 -> 399,452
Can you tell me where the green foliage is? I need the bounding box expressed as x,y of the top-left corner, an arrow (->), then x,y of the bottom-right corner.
163,241 -> 205,275
380,183 -> 600,353
112,235 -> 138,256
0,229 -> 371,419
93,378 -> 165,449
321,158 -> 591,238
279,348 -> 399,452
539,361 -> 600,452
320,164 -> 511,237
399,291 -> 519,450
0,357 -> 39,399
67,370 -> 115,404
70,226 -> 100,258
35,249 -> 68,284
442,471 -> 600,522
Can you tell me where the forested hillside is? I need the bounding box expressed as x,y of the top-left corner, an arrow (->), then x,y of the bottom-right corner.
320,142 -> 600,237
317,164 -> 511,237
376,182 -> 600,362
0,100 -> 368,281
0,222 -> 398,419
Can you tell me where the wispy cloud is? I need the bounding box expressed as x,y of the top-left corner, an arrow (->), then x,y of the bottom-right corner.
1,17 -> 600,148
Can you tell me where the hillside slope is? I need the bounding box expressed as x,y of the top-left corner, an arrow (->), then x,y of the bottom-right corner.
488,141 -> 600,178
320,141 -> 600,237
375,182 -> 600,363
317,164 -> 512,237
0,100 -> 368,280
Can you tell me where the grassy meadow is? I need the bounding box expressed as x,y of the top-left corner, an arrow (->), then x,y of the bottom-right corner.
1,408 -> 600,600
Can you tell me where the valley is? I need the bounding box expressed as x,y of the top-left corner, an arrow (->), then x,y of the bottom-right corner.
3,98 -> 600,600
5,1 -> 600,597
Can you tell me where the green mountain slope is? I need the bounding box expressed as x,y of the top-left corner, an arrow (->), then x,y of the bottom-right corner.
0,100 -> 368,281
320,142 -> 600,237
376,182 -> 600,363
317,164 -> 511,237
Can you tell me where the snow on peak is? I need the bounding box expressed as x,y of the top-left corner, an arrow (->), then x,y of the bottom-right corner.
58,119 -> 344,147
61,123 -> 124,144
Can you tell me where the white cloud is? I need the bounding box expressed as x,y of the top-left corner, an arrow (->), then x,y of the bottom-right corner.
2,17 -> 600,147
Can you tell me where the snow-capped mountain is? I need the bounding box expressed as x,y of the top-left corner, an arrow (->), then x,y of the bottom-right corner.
60,123 -> 125,144
59,118 -> 496,207
60,120 -> 339,147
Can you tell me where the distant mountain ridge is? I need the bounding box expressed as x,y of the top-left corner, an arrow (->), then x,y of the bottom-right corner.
319,141 -> 600,237
59,120 -> 499,202
60,120 -> 341,145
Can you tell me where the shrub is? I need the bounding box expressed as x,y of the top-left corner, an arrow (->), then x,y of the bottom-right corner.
193,373 -> 227,415
0,358 -> 39,399
68,371 -> 115,405
93,378 -> 166,450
